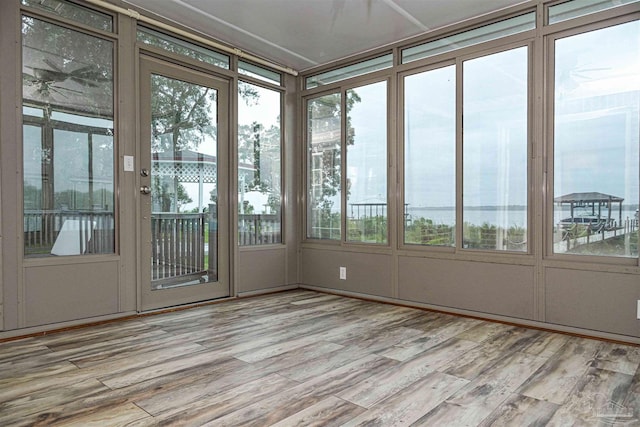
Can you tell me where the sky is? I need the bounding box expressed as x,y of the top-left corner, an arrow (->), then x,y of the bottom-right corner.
180,21 -> 640,219
350,20 -> 639,215
182,82 -> 281,211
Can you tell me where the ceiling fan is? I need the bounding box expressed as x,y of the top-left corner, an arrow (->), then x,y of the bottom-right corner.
23,58 -> 109,99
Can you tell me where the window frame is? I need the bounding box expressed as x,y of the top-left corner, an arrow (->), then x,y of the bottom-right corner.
20,10 -> 118,258
544,14 -> 640,265
303,75 -> 391,246
237,78 -> 285,247
397,40 -> 534,256
458,42 -> 533,254
398,59 -> 457,252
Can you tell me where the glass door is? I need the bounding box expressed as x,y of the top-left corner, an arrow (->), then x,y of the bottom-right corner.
139,56 -> 229,311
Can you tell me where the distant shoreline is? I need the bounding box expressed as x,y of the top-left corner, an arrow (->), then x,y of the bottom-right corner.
407,204 -> 639,211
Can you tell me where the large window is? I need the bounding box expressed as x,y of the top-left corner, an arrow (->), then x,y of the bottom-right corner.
22,16 -> 114,257
307,93 -> 342,240
238,82 -> 282,245
306,83 -> 389,243
463,47 -> 529,252
552,20 -> 639,258
404,65 -> 456,246
346,81 -> 388,244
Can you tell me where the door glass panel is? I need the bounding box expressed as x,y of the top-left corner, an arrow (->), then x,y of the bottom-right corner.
150,74 -> 218,289
22,16 -> 114,257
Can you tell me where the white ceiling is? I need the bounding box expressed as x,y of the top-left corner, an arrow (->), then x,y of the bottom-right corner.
122,0 -> 528,72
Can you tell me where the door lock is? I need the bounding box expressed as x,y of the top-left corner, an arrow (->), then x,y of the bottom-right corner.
140,186 -> 151,195
140,168 -> 149,177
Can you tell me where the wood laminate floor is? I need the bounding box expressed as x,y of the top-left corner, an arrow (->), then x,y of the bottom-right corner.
1,289 -> 639,426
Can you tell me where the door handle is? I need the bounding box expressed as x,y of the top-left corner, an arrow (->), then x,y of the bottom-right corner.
140,186 -> 151,195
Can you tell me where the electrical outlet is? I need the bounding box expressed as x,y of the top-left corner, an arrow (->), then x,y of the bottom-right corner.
637,300 -> 640,320
339,266 -> 347,280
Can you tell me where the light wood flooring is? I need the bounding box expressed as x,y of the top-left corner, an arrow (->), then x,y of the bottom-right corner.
1,289 -> 639,426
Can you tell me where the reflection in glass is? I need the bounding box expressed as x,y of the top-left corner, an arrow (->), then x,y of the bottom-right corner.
238,82 -> 282,245
346,82 -> 387,244
137,27 -> 229,69
404,66 -> 456,246
402,13 -> 535,64
307,93 -> 341,239
548,0 -> 639,24
463,47 -> 528,251
150,74 -> 219,288
553,21 -> 639,257
306,54 -> 393,89
21,0 -> 113,32
22,17 -> 114,256
239,61 -> 281,85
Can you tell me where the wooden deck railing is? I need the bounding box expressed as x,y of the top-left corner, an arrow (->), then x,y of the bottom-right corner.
238,214 -> 281,245
24,210 -> 114,256
151,213 -> 206,281
25,209 -> 280,275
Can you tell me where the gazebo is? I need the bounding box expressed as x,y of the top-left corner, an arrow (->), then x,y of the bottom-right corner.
152,149 -> 256,211
554,192 -> 624,225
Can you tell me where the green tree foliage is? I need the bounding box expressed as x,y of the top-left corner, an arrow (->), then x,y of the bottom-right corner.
405,218 -> 454,246
151,75 -> 217,153
307,91 -> 361,235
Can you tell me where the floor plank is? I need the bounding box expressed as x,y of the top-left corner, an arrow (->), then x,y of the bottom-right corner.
0,289 -> 638,426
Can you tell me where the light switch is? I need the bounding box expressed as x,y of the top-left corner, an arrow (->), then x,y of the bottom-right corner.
124,155 -> 134,172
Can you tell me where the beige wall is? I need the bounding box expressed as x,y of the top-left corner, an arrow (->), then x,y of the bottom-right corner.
0,0 -> 298,336
300,247 -> 640,341
1,0 -> 639,344
297,2 -> 640,343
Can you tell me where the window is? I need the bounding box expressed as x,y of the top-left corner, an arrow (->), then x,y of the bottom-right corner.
402,13 -> 535,64
239,61 -> 281,85
238,82 -> 282,245
307,93 -> 341,240
347,81 -> 387,244
548,0 -> 639,24
21,0 -> 113,32
404,65 -> 456,246
463,47 -> 529,251
306,54 -> 393,89
22,16 -> 114,256
552,21 -> 639,258
137,27 -> 229,69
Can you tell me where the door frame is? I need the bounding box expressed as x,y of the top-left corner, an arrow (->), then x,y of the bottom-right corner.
138,55 -> 230,311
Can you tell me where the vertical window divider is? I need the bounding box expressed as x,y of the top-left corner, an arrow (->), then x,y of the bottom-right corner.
397,72 -> 406,249
455,57 -> 464,251
527,39 -> 536,258
386,75 -> 395,249
544,34 -> 556,259
340,87 -> 348,244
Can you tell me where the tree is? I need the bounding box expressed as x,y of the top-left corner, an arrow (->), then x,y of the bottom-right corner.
307,91 -> 361,235
22,16 -> 115,216
152,175 -> 192,213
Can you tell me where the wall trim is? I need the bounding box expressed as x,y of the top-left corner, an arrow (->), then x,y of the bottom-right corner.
236,284 -> 299,298
300,285 -> 640,346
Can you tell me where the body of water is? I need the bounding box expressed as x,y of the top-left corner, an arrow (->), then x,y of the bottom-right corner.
407,206 -> 638,228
